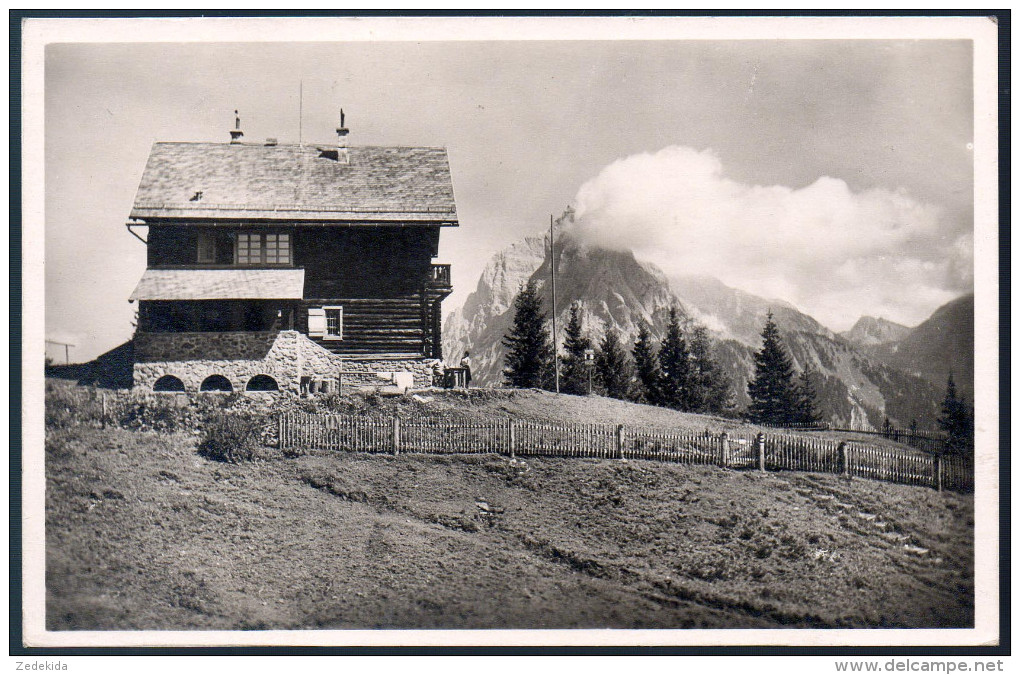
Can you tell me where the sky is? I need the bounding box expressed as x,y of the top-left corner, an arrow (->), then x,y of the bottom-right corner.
41,35 -> 974,362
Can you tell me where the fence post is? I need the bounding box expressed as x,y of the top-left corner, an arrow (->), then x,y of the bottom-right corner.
392,417 -> 401,456
718,432 -> 728,467
838,442 -> 849,480
757,433 -> 766,472
278,414 -> 284,450
507,418 -> 516,458
935,453 -> 943,492
101,393 -> 108,429
616,424 -> 626,460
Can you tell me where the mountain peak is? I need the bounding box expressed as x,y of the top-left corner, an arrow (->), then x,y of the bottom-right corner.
840,315 -> 912,347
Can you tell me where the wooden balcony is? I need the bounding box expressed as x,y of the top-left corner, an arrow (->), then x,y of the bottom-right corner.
427,264 -> 452,289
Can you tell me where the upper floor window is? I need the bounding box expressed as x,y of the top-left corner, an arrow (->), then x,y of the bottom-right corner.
236,232 -> 291,265
197,233 -> 217,264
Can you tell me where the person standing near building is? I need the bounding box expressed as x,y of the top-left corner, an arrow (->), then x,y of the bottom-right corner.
460,351 -> 472,388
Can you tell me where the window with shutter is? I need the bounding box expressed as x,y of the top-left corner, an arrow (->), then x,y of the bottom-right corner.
324,306 -> 343,340
307,307 -> 326,337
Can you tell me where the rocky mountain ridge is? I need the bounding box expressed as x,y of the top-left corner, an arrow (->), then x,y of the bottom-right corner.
443,227 -> 963,430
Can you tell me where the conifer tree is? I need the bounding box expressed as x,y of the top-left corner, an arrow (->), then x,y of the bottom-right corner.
658,307 -> 692,410
746,311 -> 798,425
793,368 -> 820,425
632,321 -> 661,405
502,280 -> 554,389
688,323 -> 733,414
937,373 -> 974,455
595,327 -> 632,400
560,302 -> 593,395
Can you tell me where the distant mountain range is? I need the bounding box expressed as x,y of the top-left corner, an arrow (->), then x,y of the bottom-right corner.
871,294 -> 975,397
443,222 -> 973,430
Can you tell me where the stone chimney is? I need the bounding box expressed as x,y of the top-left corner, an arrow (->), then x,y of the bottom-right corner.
336,108 -> 350,164
230,110 -> 244,144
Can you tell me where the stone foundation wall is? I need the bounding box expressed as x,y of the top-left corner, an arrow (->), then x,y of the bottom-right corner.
134,331 -> 279,362
132,330 -> 438,393
133,331 -> 300,394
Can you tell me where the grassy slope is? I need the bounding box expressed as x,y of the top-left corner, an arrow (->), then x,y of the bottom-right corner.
46,388 -> 973,630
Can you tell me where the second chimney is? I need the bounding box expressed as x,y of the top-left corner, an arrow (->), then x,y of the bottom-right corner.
230,110 -> 244,144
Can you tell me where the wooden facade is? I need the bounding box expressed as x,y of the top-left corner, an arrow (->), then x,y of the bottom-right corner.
128,134 -> 457,361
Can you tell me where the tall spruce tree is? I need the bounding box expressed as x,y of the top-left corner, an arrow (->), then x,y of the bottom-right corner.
632,321 -> 661,405
560,302 -> 593,395
688,323 -> 733,414
658,307 -> 692,410
746,311 -> 798,425
502,280 -> 554,389
937,373 -> 973,455
793,368 -> 821,425
595,327 -> 632,400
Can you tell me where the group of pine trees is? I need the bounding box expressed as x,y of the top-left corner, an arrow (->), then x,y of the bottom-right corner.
502,281 -> 733,414
502,283 -> 825,423
501,283 -> 974,454
743,311 -> 821,426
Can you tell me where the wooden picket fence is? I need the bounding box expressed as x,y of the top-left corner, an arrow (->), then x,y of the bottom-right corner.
277,413 -> 974,493
759,421 -> 951,453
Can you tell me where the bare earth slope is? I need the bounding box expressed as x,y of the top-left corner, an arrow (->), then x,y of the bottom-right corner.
46,389 -> 973,631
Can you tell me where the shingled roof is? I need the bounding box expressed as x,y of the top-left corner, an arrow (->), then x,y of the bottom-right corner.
129,142 -> 458,224
129,268 -> 306,301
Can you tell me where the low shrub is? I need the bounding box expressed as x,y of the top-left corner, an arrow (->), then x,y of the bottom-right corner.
198,413 -> 265,463
44,383 -> 106,428
118,397 -> 196,433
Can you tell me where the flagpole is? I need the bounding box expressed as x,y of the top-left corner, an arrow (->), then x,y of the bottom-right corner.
550,214 -> 560,394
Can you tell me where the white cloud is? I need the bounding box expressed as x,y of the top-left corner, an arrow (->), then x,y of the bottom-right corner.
570,146 -> 972,331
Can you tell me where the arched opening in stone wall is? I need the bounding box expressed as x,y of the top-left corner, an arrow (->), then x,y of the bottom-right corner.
200,374 -> 233,392
245,374 -> 279,392
153,374 -> 186,392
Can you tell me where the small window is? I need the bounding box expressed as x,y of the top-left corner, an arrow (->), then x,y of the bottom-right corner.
246,374 -> 279,392
200,375 -> 233,392
197,233 -> 216,263
324,306 -> 343,340
153,375 -> 186,392
265,233 -> 291,264
236,233 -> 255,265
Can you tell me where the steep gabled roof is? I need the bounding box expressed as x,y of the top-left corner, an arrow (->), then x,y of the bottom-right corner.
129,142 -> 458,224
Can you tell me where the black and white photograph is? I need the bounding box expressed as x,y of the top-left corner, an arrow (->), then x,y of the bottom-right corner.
19,15 -> 1001,650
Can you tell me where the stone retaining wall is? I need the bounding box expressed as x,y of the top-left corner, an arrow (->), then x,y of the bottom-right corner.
297,336 -> 438,389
